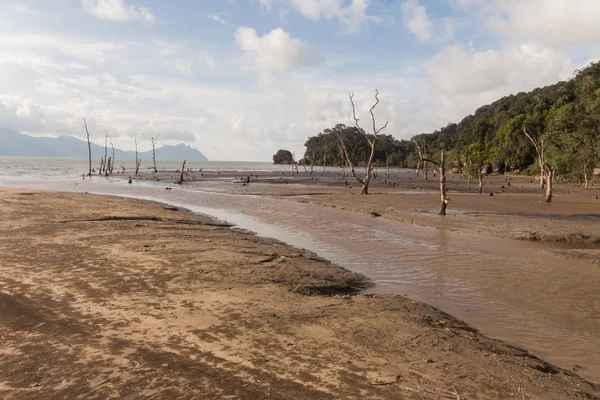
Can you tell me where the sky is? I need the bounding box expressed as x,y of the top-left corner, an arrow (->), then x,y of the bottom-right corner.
0,0 -> 599,161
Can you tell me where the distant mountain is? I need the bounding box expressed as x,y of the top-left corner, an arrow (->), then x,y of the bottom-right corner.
0,129 -> 208,161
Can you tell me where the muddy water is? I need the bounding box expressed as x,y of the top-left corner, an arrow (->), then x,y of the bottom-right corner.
4,178 -> 600,382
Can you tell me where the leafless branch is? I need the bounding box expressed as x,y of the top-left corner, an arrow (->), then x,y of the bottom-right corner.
370,89 -> 389,135
412,138 -> 439,166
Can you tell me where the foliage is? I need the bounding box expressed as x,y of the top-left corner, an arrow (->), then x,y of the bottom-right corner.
273,149 -> 295,165
302,124 -> 415,168
300,61 -> 600,178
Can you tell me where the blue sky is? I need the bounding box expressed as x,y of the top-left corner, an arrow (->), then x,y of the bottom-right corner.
0,0 -> 599,160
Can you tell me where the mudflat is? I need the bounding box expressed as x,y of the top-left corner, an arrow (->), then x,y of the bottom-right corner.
0,189 -> 598,399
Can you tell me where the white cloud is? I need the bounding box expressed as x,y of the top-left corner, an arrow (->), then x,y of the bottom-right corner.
447,0 -> 482,10
82,0 -> 156,23
487,0 -> 600,48
234,27 -> 323,80
289,0 -> 342,20
425,43 -> 574,120
401,0 -> 432,42
208,14 -> 229,25
0,34 -> 123,68
160,128 -> 196,142
230,115 -> 245,132
261,0 -> 376,34
202,54 -> 216,69
174,58 -> 193,76
11,3 -> 33,14
258,0 -> 275,9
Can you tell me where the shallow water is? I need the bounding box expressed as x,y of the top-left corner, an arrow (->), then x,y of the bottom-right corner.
1,161 -> 599,383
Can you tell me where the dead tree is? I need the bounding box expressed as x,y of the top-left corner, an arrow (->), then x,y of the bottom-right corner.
150,134 -> 160,173
82,118 -> 92,177
524,127 -> 554,202
291,151 -> 300,176
545,164 -> 554,203
134,136 -> 141,175
335,90 -> 389,195
178,160 -> 186,183
102,132 -> 109,175
523,127 -> 546,189
413,140 -> 449,215
109,136 -> 115,174
416,139 -> 429,182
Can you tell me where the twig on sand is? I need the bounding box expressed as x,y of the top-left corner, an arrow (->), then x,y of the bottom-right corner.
291,285 -> 302,293
370,375 -> 401,386
400,333 -> 422,346
86,377 -> 111,395
452,385 -> 461,400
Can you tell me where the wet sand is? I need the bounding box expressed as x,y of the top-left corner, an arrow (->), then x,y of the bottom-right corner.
1,189 -> 599,399
133,167 -> 600,252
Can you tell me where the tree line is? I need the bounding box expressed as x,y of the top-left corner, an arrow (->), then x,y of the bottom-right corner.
298,61 -> 600,186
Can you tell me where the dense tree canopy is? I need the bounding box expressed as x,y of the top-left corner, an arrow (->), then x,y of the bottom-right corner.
273,149 -> 295,165
301,124 -> 416,168
301,62 -> 600,180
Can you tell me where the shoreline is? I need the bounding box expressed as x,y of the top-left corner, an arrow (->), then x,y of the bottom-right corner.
132,167 -> 600,244
0,188 -> 599,399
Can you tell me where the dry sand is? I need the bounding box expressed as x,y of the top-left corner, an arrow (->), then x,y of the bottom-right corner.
0,189 -> 599,399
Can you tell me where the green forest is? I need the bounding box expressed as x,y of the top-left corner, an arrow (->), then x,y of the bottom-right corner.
299,62 -> 600,182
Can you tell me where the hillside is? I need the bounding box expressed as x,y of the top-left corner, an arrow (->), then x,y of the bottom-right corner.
0,129 -> 208,161
302,62 -> 600,180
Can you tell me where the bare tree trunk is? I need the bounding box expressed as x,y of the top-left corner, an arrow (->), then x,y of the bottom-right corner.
151,135 -> 160,173
385,150 -> 390,178
477,167 -> 483,194
322,152 -> 326,175
424,160 -> 428,182
413,140 -> 448,215
105,157 -> 111,176
540,168 -> 545,189
179,160 -> 186,183
103,132 -> 108,175
583,157 -> 590,189
360,142 -> 377,195
82,118 -> 92,177
109,137 -> 115,174
439,149 -> 448,216
292,151 -> 299,176
546,167 -> 553,203
134,136 -> 141,175
524,128 -> 546,189
464,157 -> 472,184
416,158 -> 420,176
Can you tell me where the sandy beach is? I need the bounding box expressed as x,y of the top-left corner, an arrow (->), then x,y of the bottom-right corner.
0,188 -> 599,399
